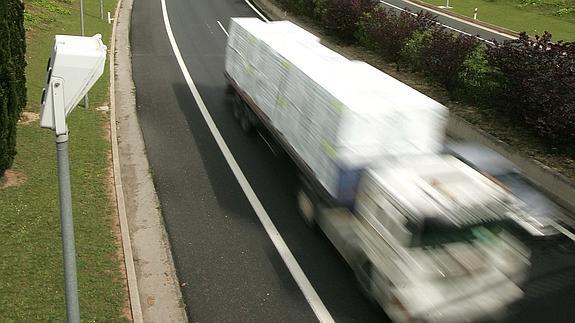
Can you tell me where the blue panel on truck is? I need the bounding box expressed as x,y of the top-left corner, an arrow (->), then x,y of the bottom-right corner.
335,163 -> 363,208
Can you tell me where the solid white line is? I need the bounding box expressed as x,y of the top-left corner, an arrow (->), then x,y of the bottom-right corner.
379,0 -> 495,44
244,0 -> 269,22
160,1 -> 333,322
217,20 -> 229,37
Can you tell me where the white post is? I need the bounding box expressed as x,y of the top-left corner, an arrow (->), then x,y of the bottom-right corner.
474,8 -> 478,20
439,0 -> 452,9
80,0 -> 89,110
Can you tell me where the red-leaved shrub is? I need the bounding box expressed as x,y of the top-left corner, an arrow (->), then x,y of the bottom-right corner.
358,8 -> 436,62
420,27 -> 480,91
321,0 -> 375,43
487,32 -> 575,144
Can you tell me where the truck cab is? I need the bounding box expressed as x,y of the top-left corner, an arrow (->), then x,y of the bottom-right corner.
317,155 -> 530,322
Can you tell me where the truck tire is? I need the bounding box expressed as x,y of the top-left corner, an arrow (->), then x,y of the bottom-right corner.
297,188 -> 317,228
354,257 -> 376,303
233,94 -> 243,120
225,83 -> 234,95
239,107 -> 255,135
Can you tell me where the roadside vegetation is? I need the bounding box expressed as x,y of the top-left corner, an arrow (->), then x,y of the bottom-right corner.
273,0 -> 575,180
0,0 -> 128,321
422,0 -> 575,41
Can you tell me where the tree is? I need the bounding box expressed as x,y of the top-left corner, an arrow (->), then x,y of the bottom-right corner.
0,0 -> 27,177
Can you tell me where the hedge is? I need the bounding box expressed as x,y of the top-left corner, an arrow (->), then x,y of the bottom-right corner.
275,0 -> 575,148
0,0 -> 27,178
357,8 -> 436,63
487,33 -> 575,144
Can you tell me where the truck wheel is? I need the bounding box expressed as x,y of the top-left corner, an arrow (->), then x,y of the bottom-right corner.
240,108 -> 255,134
355,258 -> 375,303
233,95 -> 243,120
225,83 -> 234,95
297,188 -> 317,229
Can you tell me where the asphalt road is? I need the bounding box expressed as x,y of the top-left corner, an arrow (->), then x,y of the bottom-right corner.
378,0 -> 516,42
130,0 -> 384,321
129,0 -> 574,322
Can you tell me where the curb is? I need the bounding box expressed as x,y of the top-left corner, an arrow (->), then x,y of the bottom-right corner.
109,0 -> 144,321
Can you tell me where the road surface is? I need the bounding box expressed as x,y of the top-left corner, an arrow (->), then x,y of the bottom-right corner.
129,0 -> 574,322
130,0 -> 384,321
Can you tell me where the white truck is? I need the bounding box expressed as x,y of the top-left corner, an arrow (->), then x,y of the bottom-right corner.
224,18 -> 530,322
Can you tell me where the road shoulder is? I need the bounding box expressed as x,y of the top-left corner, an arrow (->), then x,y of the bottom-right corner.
112,0 -> 188,321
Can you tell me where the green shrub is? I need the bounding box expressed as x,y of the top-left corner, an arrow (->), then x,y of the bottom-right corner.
282,0 -> 317,16
34,0 -> 71,15
312,0 -> 329,19
518,0 -> 544,7
555,7 -> 575,16
0,0 -> 27,177
399,29 -> 432,72
454,45 -> 503,106
357,8 -> 436,62
356,9 -> 382,50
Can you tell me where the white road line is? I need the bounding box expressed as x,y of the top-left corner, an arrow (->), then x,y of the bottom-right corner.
244,0 -> 269,22
160,1 -> 334,322
379,0 -> 496,44
217,20 -> 229,37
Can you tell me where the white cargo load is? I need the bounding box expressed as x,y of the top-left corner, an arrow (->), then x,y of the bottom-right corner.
225,18 -> 448,203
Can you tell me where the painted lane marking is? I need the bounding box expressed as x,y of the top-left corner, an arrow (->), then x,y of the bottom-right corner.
217,20 -> 229,37
244,0 -> 269,22
160,1 -> 334,322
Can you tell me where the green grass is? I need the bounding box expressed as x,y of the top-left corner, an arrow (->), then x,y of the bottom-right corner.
0,0 -> 128,321
421,0 -> 575,41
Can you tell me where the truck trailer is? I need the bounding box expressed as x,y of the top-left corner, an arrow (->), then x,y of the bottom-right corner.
224,17 -> 530,322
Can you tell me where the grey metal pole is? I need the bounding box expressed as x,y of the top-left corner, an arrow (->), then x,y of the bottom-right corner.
100,0 -> 104,20
80,0 -> 89,109
56,133 -> 81,323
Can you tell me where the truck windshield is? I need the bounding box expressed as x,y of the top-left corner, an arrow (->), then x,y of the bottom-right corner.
412,220 -> 520,248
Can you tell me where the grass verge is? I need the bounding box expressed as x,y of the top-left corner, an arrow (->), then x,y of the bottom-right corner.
421,0 -> 575,41
0,0 -> 129,321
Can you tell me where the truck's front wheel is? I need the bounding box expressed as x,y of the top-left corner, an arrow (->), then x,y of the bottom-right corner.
297,189 -> 317,228
240,110 -> 255,134
233,94 -> 243,120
